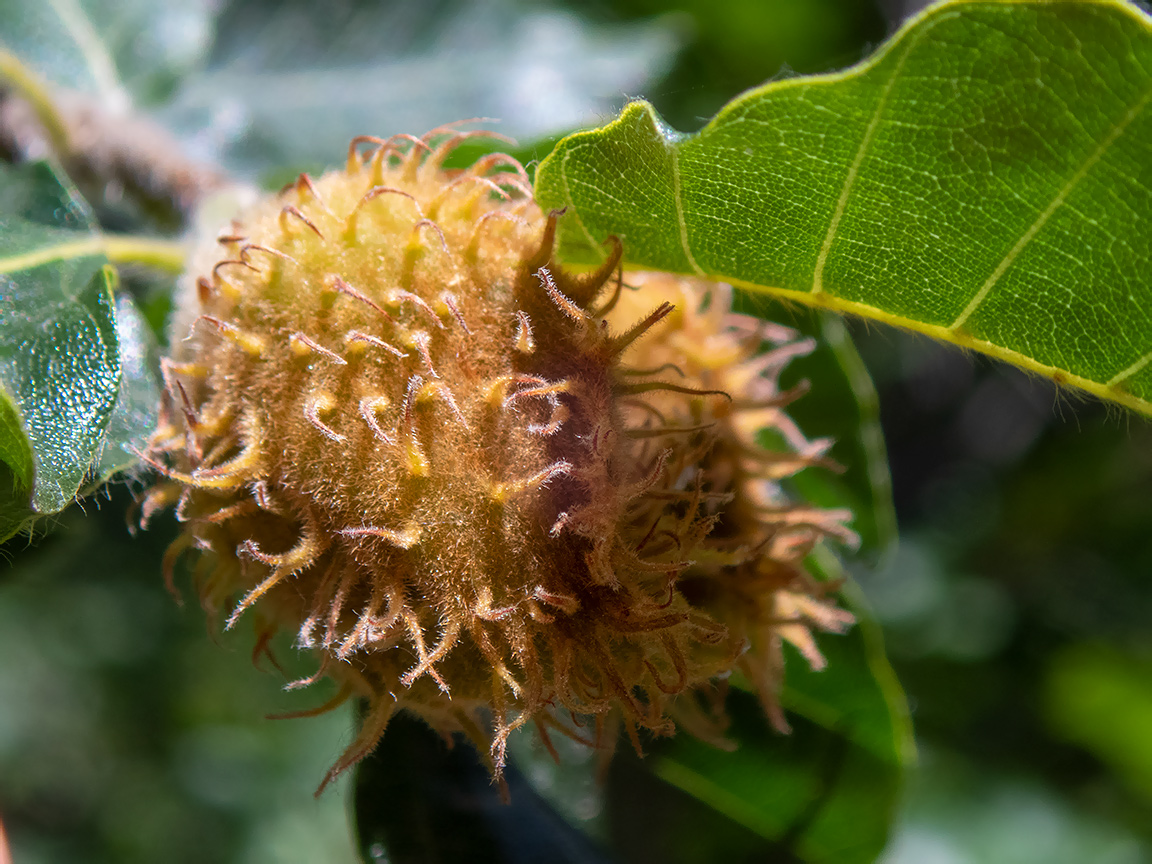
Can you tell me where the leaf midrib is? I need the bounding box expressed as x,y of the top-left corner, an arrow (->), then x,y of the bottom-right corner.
810,14 -> 931,297
0,237 -> 106,274
46,0 -> 125,107
719,273 -> 1152,416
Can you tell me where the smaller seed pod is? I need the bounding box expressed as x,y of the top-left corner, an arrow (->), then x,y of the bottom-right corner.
142,126 -> 857,792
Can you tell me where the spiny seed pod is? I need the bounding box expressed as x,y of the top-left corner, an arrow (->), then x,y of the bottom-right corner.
142,126 -> 856,792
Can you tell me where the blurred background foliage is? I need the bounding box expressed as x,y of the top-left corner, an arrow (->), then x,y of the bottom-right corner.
2,0 -> 1151,861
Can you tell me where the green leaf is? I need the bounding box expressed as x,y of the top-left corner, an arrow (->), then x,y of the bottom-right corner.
0,159 -> 96,230
0,365 -> 35,541
0,0 -> 214,104
1044,643 -> 1152,806
0,162 -> 121,515
796,313 -> 895,558
0,385 -> 34,492
610,551 -> 912,864
783,549 -> 914,769
0,264 -> 119,514
0,461 -> 34,543
536,0 -> 1152,417
746,299 -> 896,557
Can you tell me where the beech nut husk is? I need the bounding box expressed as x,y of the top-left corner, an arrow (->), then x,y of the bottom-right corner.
142,127 -> 857,792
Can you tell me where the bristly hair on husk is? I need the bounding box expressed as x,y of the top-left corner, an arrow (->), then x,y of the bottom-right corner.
140,123 -> 858,794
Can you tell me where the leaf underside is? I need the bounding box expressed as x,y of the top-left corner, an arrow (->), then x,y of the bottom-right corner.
536,0 -> 1152,417
0,162 -> 159,535
0,260 -> 119,514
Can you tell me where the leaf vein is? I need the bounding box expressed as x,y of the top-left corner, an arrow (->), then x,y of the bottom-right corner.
1108,347 -> 1152,388
559,146 -> 602,259
46,0 -> 126,109
811,30 -> 921,295
950,85 -> 1152,333
669,147 -> 704,275
0,239 -> 105,274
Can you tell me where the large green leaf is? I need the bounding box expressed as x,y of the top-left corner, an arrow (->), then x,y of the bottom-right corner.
536,0 -> 1152,417
0,162 -> 121,517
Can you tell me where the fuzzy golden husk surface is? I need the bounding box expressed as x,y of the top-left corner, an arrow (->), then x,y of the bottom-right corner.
144,128 -> 856,790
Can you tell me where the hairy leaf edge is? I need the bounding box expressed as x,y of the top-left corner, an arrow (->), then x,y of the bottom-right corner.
539,0 -> 1152,418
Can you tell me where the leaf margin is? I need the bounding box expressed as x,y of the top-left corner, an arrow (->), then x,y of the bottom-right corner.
536,0 -> 1152,419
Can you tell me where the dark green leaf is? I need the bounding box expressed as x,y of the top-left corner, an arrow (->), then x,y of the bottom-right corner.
781,556 -> 913,769
0,385 -> 34,492
1044,643 -> 1152,806
354,711 -> 614,864
611,698 -> 894,864
506,719 -> 609,843
536,0 -> 1152,417
610,0 -> 887,134
0,460 -> 34,543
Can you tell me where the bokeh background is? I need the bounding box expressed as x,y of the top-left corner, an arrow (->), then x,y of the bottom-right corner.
2,0 -> 1152,861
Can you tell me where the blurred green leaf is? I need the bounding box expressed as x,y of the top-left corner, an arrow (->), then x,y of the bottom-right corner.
506,716 -> 609,843
537,0 -> 1152,417
778,548 -> 913,769
596,0 -> 887,132
0,159 -> 96,229
0,340 -> 34,541
800,314 -> 894,557
1044,643 -> 1152,807
610,548 -> 911,864
0,0 -> 214,104
161,0 -> 681,177
0,483 -> 361,862
0,162 -> 121,515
